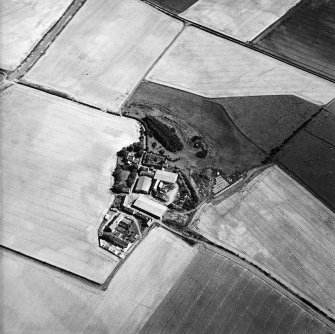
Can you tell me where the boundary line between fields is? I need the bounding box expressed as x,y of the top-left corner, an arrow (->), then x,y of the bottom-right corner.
159,224 -> 335,328
5,0 -> 87,81
119,22 -> 188,117
140,0 -> 335,84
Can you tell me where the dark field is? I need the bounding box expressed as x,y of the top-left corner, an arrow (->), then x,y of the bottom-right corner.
139,248 -> 332,334
256,0 -> 335,80
278,110 -> 335,211
123,81 -> 265,173
143,0 -> 198,14
326,100 -> 335,114
216,95 -> 319,152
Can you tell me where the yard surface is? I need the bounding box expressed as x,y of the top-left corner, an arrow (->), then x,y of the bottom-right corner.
277,110 -> 335,212
217,95 -> 320,152
0,227 -> 197,333
146,27 -> 335,105
180,0 -> 300,41
191,165 -> 335,317
0,0 -> 72,70
256,0 -> 335,81
0,84 -> 139,283
25,0 -> 182,111
139,246 -> 332,334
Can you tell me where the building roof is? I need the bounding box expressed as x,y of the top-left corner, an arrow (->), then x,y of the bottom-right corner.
133,196 -> 167,219
135,176 -> 152,193
154,170 -> 178,184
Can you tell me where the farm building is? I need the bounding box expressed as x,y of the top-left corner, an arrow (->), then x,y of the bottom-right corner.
132,196 -> 167,219
135,176 -> 152,194
154,170 -> 178,184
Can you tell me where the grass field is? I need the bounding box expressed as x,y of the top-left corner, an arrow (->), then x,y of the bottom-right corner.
25,0 -> 182,111
217,95 -> 320,152
256,0 -> 335,80
124,81 -> 265,173
1,227 -> 198,333
180,0 -> 300,41
146,27 -> 335,105
0,84 -> 139,283
140,246 -> 332,334
278,110 -> 335,212
0,0 -> 72,71
191,165 -> 335,317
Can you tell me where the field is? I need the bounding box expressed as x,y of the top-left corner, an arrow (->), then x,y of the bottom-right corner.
277,110 -> 335,212
25,0 -> 182,111
327,100 -> 335,114
0,0 -> 72,71
144,0 -> 198,14
140,247 -> 332,334
191,165 -> 335,317
180,0 -> 300,41
216,95 -> 320,152
256,0 -> 335,81
146,27 -> 335,105
124,81 -> 265,173
0,84 -> 139,283
0,227 -> 198,333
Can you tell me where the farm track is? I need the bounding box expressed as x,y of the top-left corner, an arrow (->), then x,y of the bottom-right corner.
159,224 -> 335,328
140,0 -> 335,85
2,0 -> 334,327
6,0 -> 87,82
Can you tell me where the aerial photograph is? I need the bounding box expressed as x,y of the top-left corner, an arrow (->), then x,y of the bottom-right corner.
0,0 -> 334,333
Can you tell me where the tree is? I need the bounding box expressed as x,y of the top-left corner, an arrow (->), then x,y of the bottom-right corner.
127,144 -> 134,151
133,142 -> 144,152
112,166 -> 123,183
159,149 -> 165,155
196,150 -> 208,158
152,142 -> 157,148
117,148 -> 127,158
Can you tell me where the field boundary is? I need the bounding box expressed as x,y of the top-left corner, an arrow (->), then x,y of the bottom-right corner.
6,0 -> 87,81
140,0 -> 335,83
159,223 -> 335,327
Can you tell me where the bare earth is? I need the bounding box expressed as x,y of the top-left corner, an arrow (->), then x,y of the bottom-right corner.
0,0 -> 72,70
146,27 -> 335,105
0,84 -> 139,283
181,0 -> 300,41
0,227 -> 197,334
25,0 -> 183,111
191,165 -> 335,318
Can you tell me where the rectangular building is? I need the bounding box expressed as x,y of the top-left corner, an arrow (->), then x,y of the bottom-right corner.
135,176 -> 152,194
132,196 -> 167,219
154,170 -> 178,184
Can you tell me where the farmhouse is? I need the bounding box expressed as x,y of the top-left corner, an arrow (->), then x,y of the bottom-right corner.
154,170 -> 178,184
133,196 -> 167,219
135,176 -> 152,194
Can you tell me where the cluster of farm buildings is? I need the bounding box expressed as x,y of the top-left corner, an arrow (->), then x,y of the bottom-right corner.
99,163 -> 179,257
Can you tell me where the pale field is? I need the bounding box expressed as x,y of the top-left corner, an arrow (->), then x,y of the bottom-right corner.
181,0 -> 300,41
0,84 -> 139,283
191,165 -> 335,318
0,0 -> 72,70
25,0 -> 183,111
146,27 -> 335,105
0,227 -> 198,334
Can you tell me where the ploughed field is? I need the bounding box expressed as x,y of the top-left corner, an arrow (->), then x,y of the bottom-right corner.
124,81 -> 265,173
0,0 -> 72,71
0,84 -> 139,283
2,227 -> 332,334
140,246 -> 332,334
256,0 -> 335,81
191,165 -> 335,318
25,0 -> 182,111
180,0 -> 300,41
277,110 -> 335,212
146,26 -> 335,105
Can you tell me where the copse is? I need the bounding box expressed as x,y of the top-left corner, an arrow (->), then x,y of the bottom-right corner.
143,116 -> 183,152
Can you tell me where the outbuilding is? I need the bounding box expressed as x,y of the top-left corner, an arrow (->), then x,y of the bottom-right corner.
154,170 -> 178,184
135,176 -> 152,194
132,196 -> 167,220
